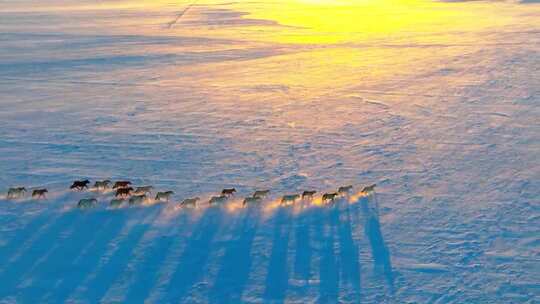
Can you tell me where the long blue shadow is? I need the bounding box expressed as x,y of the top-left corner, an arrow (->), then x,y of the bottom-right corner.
263,208 -> 293,303
209,207 -> 261,303
0,210 -> 56,262
16,210 -> 120,303
337,203 -> 362,301
293,208 -> 312,285
0,201 -> 33,227
77,207 -> 162,303
40,209 -> 135,303
0,209 -> 85,299
161,207 -> 223,303
318,205 -> 340,304
361,196 -> 394,292
123,212 -> 190,303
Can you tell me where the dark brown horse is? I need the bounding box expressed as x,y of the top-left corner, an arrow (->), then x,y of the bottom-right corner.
221,188 -> 236,196
302,190 -> 316,200
32,189 -> 48,199
337,185 -> 353,196
70,180 -> 90,191
115,187 -> 133,198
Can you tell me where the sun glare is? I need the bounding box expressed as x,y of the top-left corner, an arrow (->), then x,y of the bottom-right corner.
246,0 -> 512,44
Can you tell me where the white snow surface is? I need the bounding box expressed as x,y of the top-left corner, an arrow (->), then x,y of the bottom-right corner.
0,1 -> 539,303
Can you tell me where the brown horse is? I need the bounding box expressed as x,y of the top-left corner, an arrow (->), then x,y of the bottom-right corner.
70,180 -> 90,191
115,187 -> 133,198
221,188 -> 236,196
302,190 -> 316,200
281,194 -> 300,205
337,185 -> 353,196
32,189 -> 48,199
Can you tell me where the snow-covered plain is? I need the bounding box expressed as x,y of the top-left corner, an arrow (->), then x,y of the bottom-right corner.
0,0 -> 539,303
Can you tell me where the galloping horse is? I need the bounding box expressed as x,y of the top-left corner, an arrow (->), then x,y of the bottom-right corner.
209,195 -> 227,205
155,191 -> 174,202
32,189 -> 48,199
7,187 -> 26,199
134,186 -> 153,195
361,184 -> 376,193
129,195 -> 147,205
243,196 -> 262,206
70,180 -> 90,191
252,190 -> 270,199
94,180 -> 111,190
337,185 -> 353,196
78,198 -> 97,208
281,194 -> 300,205
302,190 -> 316,200
115,187 -> 133,198
181,197 -> 200,208
322,192 -> 338,203
221,188 -> 236,197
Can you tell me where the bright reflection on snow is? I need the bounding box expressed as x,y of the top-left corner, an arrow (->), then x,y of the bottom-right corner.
4,0 -> 525,45
135,190 -> 376,218
349,190 -> 371,203
224,198 -> 245,213
3,0 -> 535,106
174,190 -> 378,216
224,0 -> 512,44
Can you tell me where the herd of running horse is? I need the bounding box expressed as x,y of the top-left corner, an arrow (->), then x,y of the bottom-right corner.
4,180 -> 377,209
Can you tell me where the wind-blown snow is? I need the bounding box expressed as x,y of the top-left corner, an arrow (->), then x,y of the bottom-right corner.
0,1 -> 539,303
